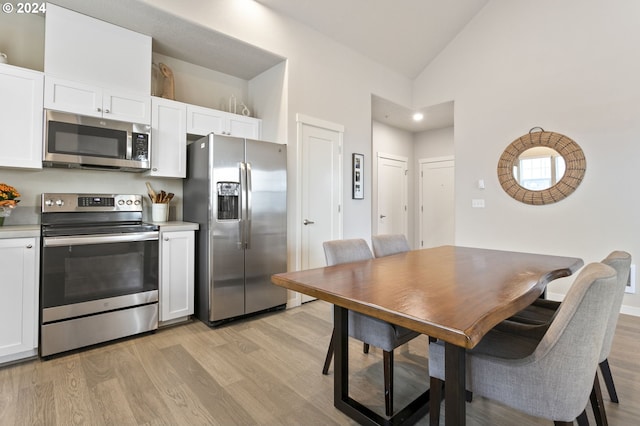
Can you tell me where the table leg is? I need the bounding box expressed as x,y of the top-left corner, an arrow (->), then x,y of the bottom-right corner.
334,306 -> 349,404
444,343 -> 466,426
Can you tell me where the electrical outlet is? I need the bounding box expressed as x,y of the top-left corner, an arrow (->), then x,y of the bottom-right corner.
626,264 -> 636,294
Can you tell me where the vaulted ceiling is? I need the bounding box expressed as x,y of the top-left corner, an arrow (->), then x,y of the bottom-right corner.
52,0 -> 488,131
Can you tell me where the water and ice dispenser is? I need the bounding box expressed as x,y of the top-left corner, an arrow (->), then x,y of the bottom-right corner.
217,182 -> 240,220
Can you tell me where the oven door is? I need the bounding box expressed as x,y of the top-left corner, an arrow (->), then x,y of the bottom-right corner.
41,232 -> 159,323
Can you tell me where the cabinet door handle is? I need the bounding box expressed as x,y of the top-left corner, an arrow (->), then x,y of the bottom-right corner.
104,109 -> 110,113
164,237 -> 169,241
96,107 -> 102,112
303,219 -> 315,225
26,244 -> 33,249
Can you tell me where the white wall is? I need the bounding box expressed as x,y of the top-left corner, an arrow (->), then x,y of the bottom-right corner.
413,0 -> 640,313
414,126 -> 454,160
0,13 -> 44,71
152,52 -> 249,112
144,0 -> 414,270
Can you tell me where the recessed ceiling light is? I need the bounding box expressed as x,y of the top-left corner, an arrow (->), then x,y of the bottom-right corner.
412,112 -> 424,121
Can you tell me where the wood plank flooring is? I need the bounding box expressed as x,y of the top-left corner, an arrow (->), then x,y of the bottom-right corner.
1,300 -> 639,425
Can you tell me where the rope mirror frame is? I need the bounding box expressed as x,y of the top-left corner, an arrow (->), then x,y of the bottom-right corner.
497,128 -> 586,205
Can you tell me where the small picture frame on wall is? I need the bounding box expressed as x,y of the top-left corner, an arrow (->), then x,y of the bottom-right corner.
352,153 -> 364,199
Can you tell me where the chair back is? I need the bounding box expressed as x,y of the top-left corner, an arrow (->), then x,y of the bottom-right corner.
599,251 -> 632,362
371,234 -> 410,258
524,262 -> 618,420
323,239 -> 373,266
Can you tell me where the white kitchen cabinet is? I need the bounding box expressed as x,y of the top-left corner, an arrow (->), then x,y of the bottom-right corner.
0,237 -> 39,363
187,104 -> 261,139
150,97 -> 187,178
159,230 -> 195,322
0,64 -> 43,169
44,76 -> 151,124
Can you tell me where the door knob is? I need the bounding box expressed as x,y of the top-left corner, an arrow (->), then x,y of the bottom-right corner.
303,219 -> 315,225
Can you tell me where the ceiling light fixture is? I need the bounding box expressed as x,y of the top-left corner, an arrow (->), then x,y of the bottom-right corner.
412,112 -> 424,122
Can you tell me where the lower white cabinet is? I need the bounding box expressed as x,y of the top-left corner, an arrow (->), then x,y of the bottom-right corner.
159,230 -> 194,322
0,237 -> 38,363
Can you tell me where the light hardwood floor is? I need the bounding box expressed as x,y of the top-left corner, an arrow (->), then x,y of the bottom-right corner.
1,300 -> 639,425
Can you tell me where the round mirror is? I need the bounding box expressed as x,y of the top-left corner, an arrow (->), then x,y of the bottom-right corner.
497,129 -> 586,205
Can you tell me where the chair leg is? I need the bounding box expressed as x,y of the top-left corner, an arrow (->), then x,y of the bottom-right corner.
322,329 -> 335,375
576,410 -> 590,426
364,342 -> 370,354
429,377 -> 443,426
590,372 -> 608,426
599,359 -> 619,403
383,350 -> 394,416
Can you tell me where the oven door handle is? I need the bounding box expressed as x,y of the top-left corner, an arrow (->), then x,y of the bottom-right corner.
43,232 -> 159,247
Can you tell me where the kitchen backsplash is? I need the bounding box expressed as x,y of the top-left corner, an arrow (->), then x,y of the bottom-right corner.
2,167 -> 183,224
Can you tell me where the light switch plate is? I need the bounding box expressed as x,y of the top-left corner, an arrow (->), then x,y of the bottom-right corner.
472,199 -> 485,208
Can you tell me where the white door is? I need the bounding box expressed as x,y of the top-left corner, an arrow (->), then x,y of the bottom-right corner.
376,154 -> 408,236
419,157 -> 455,248
298,115 -> 343,303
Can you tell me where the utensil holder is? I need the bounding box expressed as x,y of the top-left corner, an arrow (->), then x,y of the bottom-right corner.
152,203 -> 168,222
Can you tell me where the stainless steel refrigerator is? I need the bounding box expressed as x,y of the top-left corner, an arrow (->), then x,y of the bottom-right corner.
184,133 -> 287,326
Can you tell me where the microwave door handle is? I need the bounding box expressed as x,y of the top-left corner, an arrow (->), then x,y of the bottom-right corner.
246,162 -> 252,250
239,162 -> 247,249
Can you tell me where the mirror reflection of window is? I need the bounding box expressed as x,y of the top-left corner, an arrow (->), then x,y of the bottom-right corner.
512,147 -> 565,190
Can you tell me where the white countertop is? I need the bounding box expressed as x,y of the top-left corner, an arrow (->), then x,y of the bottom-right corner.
0,225 -> 41,239
151,221 -> 199,232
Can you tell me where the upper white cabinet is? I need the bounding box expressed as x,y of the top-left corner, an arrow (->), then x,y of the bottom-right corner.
187,104 -> 262,139
44,76 -> 151,124
150,97 -> 187,178
0,237 -> 39,363
44,3 -> 151,95
0,64 -> 43,169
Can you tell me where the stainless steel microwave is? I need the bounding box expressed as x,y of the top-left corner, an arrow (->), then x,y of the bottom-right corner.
43,110 -> 151,172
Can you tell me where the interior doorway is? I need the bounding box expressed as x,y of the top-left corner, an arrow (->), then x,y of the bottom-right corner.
419,156 -> 455,248
297,114 -> 343,303
376,153 -> 408,238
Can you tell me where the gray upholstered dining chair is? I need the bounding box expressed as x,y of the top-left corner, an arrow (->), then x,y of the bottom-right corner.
321,238 -> 420,417
371,234 -> 411,258
496,251 -> 631,425
428,262 -> 619,425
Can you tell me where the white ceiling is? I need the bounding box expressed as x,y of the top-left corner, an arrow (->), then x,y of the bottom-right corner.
51,0 -> 487,132
256,0 -> 488,80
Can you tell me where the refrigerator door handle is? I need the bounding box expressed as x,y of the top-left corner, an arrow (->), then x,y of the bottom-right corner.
246,162 -> 253,249
239,162 -> 247,249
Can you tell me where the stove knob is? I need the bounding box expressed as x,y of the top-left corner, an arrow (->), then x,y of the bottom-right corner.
117,199 -> 125,206
55,199 -> 64,207
44,199 -> 54,207
126,200 -> 133,205
134,199 -> 141,206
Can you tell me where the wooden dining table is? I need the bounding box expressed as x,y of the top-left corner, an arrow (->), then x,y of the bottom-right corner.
271,245 -> 584,425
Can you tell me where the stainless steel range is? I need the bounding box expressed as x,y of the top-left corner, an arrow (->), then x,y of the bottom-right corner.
40,193 -> 159,357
